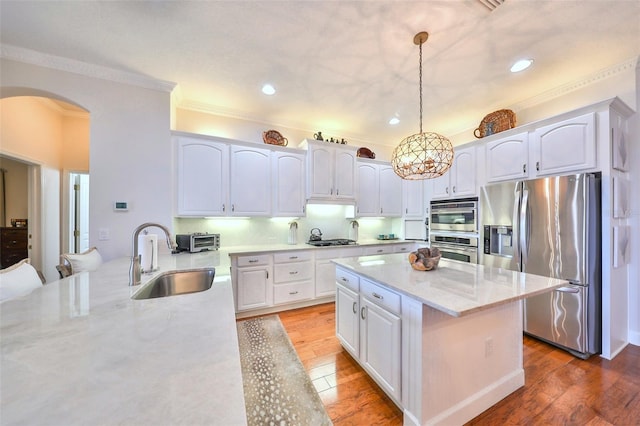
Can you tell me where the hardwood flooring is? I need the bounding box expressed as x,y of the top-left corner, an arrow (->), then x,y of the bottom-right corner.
278,303 -> 640,426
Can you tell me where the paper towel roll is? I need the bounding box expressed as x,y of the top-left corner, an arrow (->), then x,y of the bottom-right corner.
138,234 -> 158,272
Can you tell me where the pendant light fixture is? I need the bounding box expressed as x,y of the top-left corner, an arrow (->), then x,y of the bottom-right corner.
391,31 -> 454,180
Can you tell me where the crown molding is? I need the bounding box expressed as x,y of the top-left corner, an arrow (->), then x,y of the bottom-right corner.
511,56 -> 638,112
1,44 -> 176,93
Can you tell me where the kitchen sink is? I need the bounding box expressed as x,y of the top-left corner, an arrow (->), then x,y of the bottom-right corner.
132,268 -> 215,300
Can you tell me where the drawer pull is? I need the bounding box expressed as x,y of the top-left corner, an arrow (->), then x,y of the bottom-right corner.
377,249 -> 383,253
289,256 -> 298,259
341,277 -> 349,283
289,291 -> 299,295
248,259 -> 259,263
352,301 -> 357,314
372,292 -> 384,300
289,271 -> 298,275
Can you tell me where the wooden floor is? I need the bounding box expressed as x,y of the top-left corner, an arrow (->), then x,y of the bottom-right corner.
278,303 -> 640,425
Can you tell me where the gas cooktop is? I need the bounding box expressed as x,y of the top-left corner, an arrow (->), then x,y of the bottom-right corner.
306,239 -> 357,247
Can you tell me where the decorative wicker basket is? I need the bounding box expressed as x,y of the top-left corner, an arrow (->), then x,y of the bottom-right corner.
262,130 -> 288,146
474,109 -> 516,138
357,147 -> 376,159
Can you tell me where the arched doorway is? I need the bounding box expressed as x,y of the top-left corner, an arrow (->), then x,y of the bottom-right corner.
0,92 -> 89,282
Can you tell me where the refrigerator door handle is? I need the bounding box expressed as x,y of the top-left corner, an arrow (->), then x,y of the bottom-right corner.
520,188 -> 529,266
512,186 -> 521,269
556,286 -> 581,294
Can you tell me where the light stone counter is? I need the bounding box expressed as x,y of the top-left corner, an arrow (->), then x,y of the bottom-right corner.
0,251 -> 246,425
224,238 -> 415,256
333,253 -> 569,316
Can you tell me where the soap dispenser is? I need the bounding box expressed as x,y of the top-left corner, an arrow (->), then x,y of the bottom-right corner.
349,220 -> 359,242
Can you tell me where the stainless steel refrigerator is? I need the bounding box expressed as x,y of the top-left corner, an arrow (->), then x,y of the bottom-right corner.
480,173 -> 601,358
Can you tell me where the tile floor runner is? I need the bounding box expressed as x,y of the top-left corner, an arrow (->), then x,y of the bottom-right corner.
236,315 -> 333,426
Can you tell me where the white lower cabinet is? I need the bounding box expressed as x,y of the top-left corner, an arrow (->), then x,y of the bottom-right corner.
273,251 -> 313,304
235,254 -> 273,311
336,267 -> 402,403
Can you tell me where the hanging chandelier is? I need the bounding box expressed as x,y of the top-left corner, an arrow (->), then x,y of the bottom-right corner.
391,31 -> 454,180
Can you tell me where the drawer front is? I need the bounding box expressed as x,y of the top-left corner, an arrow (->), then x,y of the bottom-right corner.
335,267 -> 359,292
363,245 -> 394,255
273,250 -> 312,263
314,248 -> 342,260
394,244 -> 414,253
273,281 -> 313,304
360,278 -> 401,314
340,246 -> 363,258
274,261 -> 313,283
236,254 -> 271,267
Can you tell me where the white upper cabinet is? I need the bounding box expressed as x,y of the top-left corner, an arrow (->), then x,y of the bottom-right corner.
176,136 -> 228,216
272,151 -> 306,216
229,145 -> 272,216
303,140 -> 357,202
402,179 -> 425,219
379,165 -> 403,217
356,161 -> 402,217
531,112 -> 596,176
431,146 -> 477,200
485,132 -> 530,183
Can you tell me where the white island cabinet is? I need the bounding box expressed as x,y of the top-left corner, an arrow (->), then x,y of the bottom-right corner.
333,254 -> 568,425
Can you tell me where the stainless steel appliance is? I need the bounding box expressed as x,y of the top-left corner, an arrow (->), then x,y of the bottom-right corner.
480,173 -> 601,358
176,233 -> 220,252
430,198 -> 478,233
430,234 -> 478,263
306,238 -> 356,247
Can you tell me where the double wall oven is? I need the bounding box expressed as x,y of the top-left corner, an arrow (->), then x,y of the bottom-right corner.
429,197 -> 479,264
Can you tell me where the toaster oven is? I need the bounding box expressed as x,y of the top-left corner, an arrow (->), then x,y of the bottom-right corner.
176,233 -> 220,252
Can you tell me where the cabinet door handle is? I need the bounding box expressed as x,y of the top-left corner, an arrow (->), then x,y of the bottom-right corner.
222,204 -> 226,212
265,271 -> 269,279
289,291 -> 299,295
289,271 -> 298,275
231,204 -> 235,212
360,306 -> 366,320
372,292 -> 384,300
336,188 -> 339,196
536,161 -> 540,171
330,188 -> 334,195
446,187 -> 449,194
352,301 -> 357,314
452,185 -> 456,193
523,164 -> 526,174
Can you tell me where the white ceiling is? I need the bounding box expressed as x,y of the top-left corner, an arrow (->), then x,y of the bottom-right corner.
1,0 -> 639,146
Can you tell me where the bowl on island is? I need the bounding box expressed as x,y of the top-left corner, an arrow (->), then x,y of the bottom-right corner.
408,247 -> 441,271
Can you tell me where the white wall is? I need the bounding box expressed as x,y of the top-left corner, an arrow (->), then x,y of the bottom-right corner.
1,58 -> 173,262
628,61 -> 640,346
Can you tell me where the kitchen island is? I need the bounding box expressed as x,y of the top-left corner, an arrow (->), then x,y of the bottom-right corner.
332,253 -> 569,426
0,251 -> 247,425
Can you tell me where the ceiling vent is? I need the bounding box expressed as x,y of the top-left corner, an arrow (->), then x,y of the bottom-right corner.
476,0 -> 505,12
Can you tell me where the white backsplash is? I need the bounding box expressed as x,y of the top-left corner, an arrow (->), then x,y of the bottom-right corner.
173,204 -> 403,247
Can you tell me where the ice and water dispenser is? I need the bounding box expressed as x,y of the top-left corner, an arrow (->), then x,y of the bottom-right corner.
483,225 -> 514,258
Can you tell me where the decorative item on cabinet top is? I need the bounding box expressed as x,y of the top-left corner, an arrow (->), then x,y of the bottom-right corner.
312,131 -> 347,144
357,147 -> 376,159
262,129 -> 288,146
474,109 -> 516,138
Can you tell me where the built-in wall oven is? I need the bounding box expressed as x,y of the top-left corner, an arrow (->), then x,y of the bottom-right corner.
430,234 -> 478,264
430,198 -> 478,232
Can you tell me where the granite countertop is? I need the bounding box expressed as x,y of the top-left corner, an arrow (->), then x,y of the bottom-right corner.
333,253 -> 569,317
0,251 -> 246,425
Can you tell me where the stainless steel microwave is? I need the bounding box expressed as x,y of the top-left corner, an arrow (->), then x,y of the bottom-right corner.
430,198 -> 478,233
176,233 -> 220,252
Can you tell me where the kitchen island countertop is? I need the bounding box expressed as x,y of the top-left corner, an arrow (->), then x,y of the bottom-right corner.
332,253 -> 569,317
0,252 -> 246,425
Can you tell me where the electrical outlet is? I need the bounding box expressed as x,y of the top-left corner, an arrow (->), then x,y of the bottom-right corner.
485,337 -> 494,357
99,228 -> 110,241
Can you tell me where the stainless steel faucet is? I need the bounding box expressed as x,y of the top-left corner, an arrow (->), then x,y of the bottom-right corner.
129,222 -> 177,286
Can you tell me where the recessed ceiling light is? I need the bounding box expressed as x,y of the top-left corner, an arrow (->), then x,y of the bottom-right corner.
262,84 -> 276,95
389,117 -> 400,125
510,59 -> 533,73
